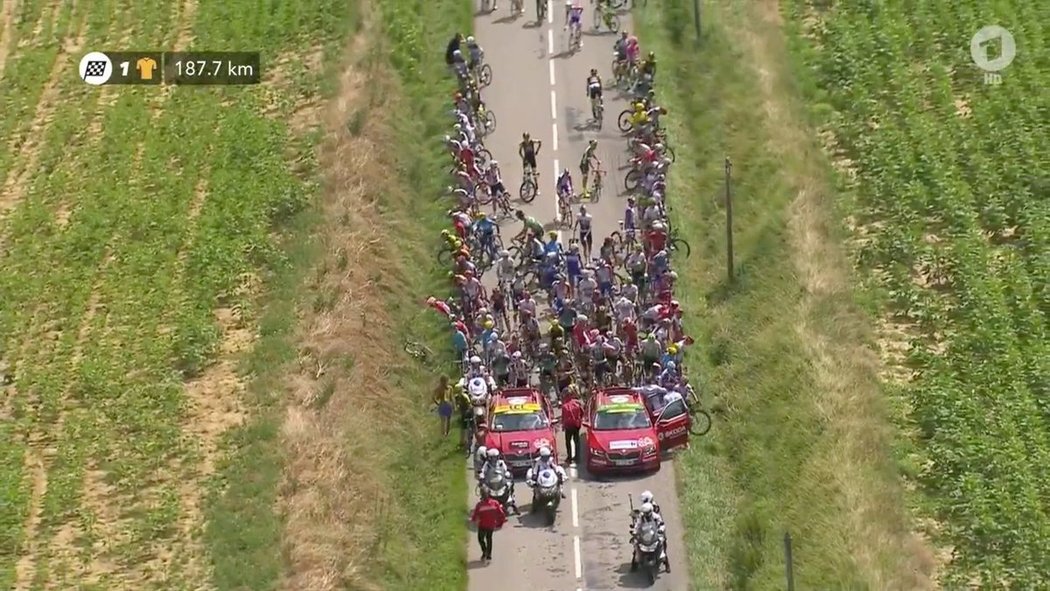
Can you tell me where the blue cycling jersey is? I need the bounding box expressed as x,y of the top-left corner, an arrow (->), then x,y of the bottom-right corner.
565,253 -> 581,275
569,7 -> 582,24
544,240 -> 562,255
474,219 -> 497,234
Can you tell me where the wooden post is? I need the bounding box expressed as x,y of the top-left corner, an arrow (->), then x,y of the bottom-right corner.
724,157 -> 734,281
784,532 -> 795,591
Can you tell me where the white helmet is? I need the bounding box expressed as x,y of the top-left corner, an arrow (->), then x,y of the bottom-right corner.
499,249 -> 510,257
477,445 -> 488,458
466,35 -> 475,44
470,355 -> 482,364
640,490 -> 654,504
469,377 -> 488,397
539,446 -> 551,458
487,448 -> 499,458
491,160 -> 499,166
512,350 -> 522,360
640,502 -> 654,514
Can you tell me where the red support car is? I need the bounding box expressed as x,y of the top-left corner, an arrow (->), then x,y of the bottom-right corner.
483,387 -> 559,476
583,387 -> 691,475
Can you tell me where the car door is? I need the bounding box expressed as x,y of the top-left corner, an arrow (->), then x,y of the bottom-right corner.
655,398 -> 690,451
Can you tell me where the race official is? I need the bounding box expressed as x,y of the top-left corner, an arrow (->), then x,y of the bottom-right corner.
471,490 -> 507,562
560,389 -> 584,463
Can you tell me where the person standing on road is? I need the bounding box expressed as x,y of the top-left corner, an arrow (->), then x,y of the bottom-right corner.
561,389 -> 584,463
471,490 -> 507,562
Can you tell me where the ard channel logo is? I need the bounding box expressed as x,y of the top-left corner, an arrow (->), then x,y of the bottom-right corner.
970,25 -> 1016,85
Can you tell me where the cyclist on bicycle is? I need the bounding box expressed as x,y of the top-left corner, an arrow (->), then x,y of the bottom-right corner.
485,160 -> 506,200
579,139 -> 602,195
465,36 -> 485,70
625,33 -> 640,65
586,68 -> 603,111
519,132 -> 541,176
640,51 -> 657,80
514,210 -> 546,256
473,212 -> 500,260
557,168 -> 574,201
564,0 -> 584,41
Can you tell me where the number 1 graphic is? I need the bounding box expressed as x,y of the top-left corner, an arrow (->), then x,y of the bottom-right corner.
119,61 -> 129,76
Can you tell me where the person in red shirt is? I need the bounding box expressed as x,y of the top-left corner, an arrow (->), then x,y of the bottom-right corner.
471,490 -> 508,561
560,390 -> 584,463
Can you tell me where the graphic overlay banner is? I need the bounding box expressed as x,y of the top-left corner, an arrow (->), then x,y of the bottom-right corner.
162,52 -> 261,85
105,52 -> 164,85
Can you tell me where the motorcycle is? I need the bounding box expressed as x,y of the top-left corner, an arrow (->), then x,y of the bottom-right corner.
630,520 -> 664,584
480,470 -> 514,512
528,468 -> 561,525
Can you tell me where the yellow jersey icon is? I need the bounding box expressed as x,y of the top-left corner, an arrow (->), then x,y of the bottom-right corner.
136,56 -> 157,80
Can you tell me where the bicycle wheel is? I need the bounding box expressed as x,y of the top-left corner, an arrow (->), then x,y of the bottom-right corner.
608,15 -> 621,33
438,247 -> 453,266
690,409 -> 712,436
592,177 -> 603,202
624,168 -> 640,192
479,64 -> 493,87
476,147 -> 493,167
404,340 -> 431,359
670,237 -> 691,258
519,179 -> 537,202
664,145 -> 676,163
484,110 -> 497,134
476,182 -> 495,205
617,109 -> 633,132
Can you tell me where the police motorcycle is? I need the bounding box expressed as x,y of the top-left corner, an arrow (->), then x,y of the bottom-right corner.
526,466 -> 562,526
628,496 -> 666,584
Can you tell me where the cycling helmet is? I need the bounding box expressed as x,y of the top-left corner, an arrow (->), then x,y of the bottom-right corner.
470,355 -> 482,364
522,132 -> 531,140
487,448 -> 500,458
641,502 -> 654,514
640,490 -> 654,504
476,211 -> 487,219
590,68 -> 597,76
666,361 -> 677,371
490,159 -> 499,166
477,445 -> 488,457
579,205 -> 587,214
648,51 -> 655,59
668,271 -> 679,280
512,350 -> 522,359
466,35 -> 475,44
667,344 -> 678,354
548,230 -> 558,239
561,168 -> 570,176
565,0 -> 572,5
441,229 -> 450,237
539,446 -> 551,458
589,139 -> 598,146
499,249 -> 510,257
515,209 -> 525,219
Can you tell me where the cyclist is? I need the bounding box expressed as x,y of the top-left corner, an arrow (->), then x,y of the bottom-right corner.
564,0 -> 584,45
556,168 -> 574,202
574,205 -> 594,260
640,51 -> 657,79
473,212 -> 500,260
485,159 -> 507,202
513,210 -> 546,257
519,132 -> 542,177
625,32 -> 640,66
629,101 -> 650,131
586,68 -> 603,115
465,36 -> 485,70
579,139 -> 601,196
613,32 -> 629,70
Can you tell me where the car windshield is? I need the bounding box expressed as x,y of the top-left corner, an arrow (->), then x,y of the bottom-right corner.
593,407 -> 651,430
492,411 -> 549,431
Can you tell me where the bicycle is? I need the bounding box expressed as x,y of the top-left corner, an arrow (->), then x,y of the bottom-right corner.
558,190 -> 575,229
472,62 -> 493,88
590,95 -> 604,128
593,5 -> 620,32
590,167 -> 606,202
404,340 -> 434,361
520,166 -> 539,202
569,23 -> 582,53
684,385 -> 712,436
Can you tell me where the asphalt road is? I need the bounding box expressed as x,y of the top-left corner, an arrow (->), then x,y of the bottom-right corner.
465,2 -> 690,589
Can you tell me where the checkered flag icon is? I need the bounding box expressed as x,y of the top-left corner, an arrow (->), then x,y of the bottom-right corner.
84,60 -> 107,77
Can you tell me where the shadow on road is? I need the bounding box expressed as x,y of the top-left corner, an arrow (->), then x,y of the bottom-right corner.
614,562 -> 664,589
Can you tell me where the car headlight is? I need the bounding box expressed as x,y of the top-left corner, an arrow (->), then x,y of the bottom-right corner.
589,447 -> 606,459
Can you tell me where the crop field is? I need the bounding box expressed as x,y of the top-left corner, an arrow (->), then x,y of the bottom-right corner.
788,0 -> 1049,587
0,0 -> 357,589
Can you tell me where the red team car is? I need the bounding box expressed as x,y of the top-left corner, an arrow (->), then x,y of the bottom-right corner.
583,387 -> 690,475
484,388 -> 559,475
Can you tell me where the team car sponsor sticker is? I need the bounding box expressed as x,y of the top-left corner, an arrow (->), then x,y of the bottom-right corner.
609,440 -> 640,450
660,425 -> 687,439
509,440 -> 530,448
609,395 -> 632,404
495,402 -> 541,414
602,403 -> 643,413
506,396 -> 529,405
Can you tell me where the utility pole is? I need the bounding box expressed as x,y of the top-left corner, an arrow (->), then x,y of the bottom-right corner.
724,157 -> 734,281
693,0 -> 701,39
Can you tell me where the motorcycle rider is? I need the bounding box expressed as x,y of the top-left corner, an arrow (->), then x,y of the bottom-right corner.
631,502 -> 670,572
474,445 -> 489,474
479,448 -> 518,514
525,446 -> 568,500
639,490 -> 662,515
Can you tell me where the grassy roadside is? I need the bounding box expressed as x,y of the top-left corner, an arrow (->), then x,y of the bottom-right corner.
634,1 -> 936,588
203,1 -> 473,590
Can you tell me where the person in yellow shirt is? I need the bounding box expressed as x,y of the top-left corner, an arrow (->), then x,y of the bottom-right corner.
433,375 -> 456,437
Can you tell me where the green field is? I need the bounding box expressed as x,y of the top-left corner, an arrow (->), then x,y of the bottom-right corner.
635,0 -> 1049,589
0,0 -> 467,589
787,1 -> 1050,587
